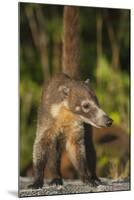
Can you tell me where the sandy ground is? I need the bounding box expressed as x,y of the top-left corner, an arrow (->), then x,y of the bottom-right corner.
19,177 -> 130,198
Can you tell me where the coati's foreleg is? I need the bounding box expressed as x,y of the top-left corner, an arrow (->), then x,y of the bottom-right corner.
66,135 -> 89,181
65,124 -> 100,187
84,123 -> 101,186
65,125 -> 90,181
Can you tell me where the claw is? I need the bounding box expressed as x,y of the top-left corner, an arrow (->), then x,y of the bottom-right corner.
82,176 -> 101,187
28,180 -> 43,189
90,176 -> 102,187
49,178 -> 63,186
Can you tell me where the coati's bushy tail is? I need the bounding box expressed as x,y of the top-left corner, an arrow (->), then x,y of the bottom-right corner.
62,6 -> 80,79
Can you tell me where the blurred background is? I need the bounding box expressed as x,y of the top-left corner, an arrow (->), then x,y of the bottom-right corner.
20,3 -> 130,179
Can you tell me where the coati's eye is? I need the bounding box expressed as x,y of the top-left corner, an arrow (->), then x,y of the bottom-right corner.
81,101 -> 90,113
83,103 -> 89,109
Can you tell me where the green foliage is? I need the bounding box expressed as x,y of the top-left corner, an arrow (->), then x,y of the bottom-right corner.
20,53 -> 42,172
20,77 -> 41,172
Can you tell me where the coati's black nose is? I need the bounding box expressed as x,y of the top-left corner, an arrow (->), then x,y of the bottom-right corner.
104,116 -> 113,127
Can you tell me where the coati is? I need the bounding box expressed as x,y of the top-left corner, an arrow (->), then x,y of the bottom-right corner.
29,6 -> 113,189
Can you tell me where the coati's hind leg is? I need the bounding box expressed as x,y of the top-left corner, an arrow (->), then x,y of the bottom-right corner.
48,138 -> 63,186
28,129 -> 63,189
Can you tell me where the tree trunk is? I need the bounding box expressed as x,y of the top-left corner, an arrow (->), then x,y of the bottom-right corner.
25,6 -> 50,81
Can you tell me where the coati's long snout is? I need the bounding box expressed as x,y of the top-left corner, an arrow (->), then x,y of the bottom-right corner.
79,109 -> 113,128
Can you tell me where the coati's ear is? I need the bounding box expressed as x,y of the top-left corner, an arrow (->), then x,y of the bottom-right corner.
84,78 -> 90,85
58,85 -> 70,97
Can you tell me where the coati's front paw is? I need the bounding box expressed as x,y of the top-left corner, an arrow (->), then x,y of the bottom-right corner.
28,180 -> 44,189
89,176 -> 101,187
49,178 -> 63,186
82,175 -> 101,187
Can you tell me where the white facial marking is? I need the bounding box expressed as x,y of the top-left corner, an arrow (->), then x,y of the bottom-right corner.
97,108 -> 106,118
75,106 -> 80,111
95,108 -> 107,126
79,115 -> 101,128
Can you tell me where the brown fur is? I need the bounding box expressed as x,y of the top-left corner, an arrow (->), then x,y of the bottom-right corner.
63,6 -> 80,79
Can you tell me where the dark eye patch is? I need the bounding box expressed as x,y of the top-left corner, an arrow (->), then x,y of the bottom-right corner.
83,103 -> 90,109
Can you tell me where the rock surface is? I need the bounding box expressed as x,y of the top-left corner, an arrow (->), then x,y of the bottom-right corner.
19,177 -> 130,198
